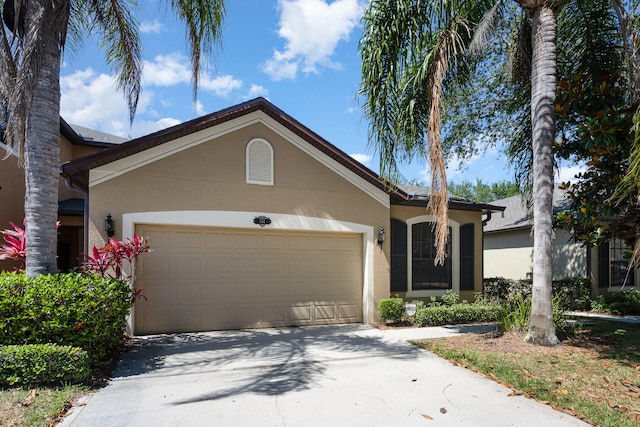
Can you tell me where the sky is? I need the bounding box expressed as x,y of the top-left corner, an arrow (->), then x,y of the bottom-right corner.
59,0 -> 583,186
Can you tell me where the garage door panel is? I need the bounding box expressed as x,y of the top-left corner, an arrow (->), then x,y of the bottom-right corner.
135,225 -> 363,334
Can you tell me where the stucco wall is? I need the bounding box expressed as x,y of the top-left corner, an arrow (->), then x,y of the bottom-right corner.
484,228 -> 587,280
87,120 -> 391,321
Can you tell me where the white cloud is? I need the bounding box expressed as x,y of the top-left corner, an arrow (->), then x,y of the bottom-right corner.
245,84 -> 269,100
200,74 -> 243,98
60,68 -> 181,138
142,53 -> 192,86
143,53 -> 243,98
261,0 -> 364,80
140,20 -> 164,34
350,153 -> 372,165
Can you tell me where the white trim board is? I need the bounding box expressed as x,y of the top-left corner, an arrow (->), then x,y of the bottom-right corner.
122,210 -> 375,333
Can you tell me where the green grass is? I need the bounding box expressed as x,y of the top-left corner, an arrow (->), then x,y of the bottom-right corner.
417,320 -> 640,427
0,385 -> 90,427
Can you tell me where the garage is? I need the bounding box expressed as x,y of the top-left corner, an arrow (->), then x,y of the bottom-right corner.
134,224 -> 364,334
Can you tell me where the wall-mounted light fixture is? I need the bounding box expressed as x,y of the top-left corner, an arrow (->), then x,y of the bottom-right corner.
104,213 -> 115,237
377,227 -> 386,246
253,215 -> 272,227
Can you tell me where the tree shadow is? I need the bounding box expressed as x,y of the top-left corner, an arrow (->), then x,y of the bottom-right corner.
110,324 -> 422,404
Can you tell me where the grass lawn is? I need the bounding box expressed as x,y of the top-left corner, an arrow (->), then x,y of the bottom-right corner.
0,385 -> 90,427
417,320 -> 640,427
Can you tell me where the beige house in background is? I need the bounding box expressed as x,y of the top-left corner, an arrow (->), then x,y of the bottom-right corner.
0,119 -> 126,270
484,189 -> 638,296
61,98 -> 503,335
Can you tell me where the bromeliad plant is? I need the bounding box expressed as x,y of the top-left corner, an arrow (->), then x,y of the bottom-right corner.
81,235 -> 151,301
0,220 -> 27,270
0,219 -> 60,270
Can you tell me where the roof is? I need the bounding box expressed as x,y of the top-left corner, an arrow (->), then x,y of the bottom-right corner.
60,98 -> 406,198
60,118 -> 126,148
396,184 -> 506,213
483,187 -> 572,233
59,97 -> 503,214
69,124 -> 128,146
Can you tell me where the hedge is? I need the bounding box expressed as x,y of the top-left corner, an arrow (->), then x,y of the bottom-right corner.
414,304 -> 501,327
483,277 -> 591,310
0,344 -> 90,386
0,271 -> 133,367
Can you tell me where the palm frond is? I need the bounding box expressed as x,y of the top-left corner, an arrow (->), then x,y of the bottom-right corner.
85,0 -> 142,123
170,0 -> 225,103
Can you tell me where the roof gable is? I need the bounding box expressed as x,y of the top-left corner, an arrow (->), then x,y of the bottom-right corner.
60,98 -> 401,207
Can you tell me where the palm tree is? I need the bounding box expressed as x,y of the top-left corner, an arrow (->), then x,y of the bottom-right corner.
0,0 -> 225,277
360,0 -> 637,345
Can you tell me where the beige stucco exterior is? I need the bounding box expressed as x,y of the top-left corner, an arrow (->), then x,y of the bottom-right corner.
484,228 -> 587,280
86,116 -> 391,330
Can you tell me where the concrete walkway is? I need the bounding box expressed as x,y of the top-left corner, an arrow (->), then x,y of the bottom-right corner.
59,323 -> 588,427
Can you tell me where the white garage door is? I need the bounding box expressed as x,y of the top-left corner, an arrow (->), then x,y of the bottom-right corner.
134,224 -> 363,334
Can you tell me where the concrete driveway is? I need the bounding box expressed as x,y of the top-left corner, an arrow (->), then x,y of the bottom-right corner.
60,324 -> 588,427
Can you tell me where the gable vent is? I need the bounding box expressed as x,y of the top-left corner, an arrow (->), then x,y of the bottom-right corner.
246,138 -> 274,185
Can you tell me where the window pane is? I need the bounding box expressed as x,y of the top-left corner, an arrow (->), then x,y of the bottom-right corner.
610,240 -> 634,287
411,222 -> 451,290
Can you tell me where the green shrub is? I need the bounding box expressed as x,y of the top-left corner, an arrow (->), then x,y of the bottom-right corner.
497,294 -> 573,338
0,271 -> 133,367
413,303 -> 501,327
0,344 -> 90,386
591,289 -> 640,315
497,294 -> 531,332
482,277 -> 591,310
440,290 -> 460,306
378,298 -> 405,323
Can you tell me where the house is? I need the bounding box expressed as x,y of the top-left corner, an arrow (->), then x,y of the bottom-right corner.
61,98 -> 503,335
0,119 -> 126,271
483,189 -> 638,296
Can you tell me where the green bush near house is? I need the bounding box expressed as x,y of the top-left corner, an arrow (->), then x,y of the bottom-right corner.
378,298 -> 405,323
0,271 -> 133,368
413,303 -> 501,327
0,344 -> 90,386
591,289 -> 640,315
482,277 -> 591,310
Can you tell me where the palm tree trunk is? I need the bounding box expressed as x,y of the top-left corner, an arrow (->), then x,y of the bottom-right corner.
525,5 -> 560,346
24,26 -> 61,276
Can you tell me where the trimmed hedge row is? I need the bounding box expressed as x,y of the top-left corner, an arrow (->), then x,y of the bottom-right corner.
0,344 -> 90,386
592,289 -> 640,315
0,272 -> 133,367
483,277 -> 591,310
414,304 -> 501,327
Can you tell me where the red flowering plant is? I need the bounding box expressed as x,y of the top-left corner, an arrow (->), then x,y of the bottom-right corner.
0,219 -> 60,270
0,220 -> 27,270
81,235 -> 151,302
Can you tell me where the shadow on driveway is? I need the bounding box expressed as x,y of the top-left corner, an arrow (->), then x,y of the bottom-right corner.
112,324 -> 421,404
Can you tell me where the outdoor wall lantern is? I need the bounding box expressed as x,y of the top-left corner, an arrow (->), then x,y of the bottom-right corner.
104,214 -> 115,237
377,227 -> 386,246
253,216 -> 272,227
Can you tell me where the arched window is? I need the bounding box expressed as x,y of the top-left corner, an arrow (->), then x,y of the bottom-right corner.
246,138 -> 273,185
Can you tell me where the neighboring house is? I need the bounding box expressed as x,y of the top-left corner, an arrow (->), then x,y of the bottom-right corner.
483,189 -> 638,295
0,119 -> 126,271
61,97 -> 503,335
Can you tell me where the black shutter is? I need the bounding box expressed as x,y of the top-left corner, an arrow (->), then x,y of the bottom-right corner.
390,218 -> 407,292
598,241 -> 610,288
460,223 -> 475,291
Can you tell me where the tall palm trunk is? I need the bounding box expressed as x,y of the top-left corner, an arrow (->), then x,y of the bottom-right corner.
24,20 -> 62,276
525,4 -> 560,346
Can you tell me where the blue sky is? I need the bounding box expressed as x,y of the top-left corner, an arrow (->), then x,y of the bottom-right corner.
59,0 -> 582,185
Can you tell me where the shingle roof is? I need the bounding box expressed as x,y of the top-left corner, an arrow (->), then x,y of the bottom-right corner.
483,188 -> 572,232
397,184 -> 506,213
69,124 -> 128,145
